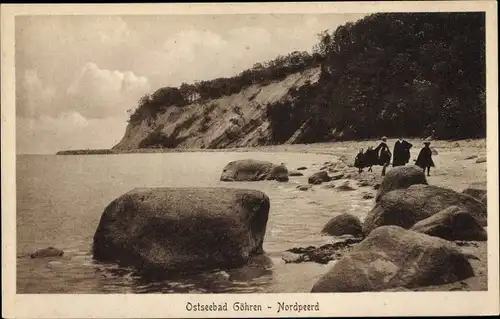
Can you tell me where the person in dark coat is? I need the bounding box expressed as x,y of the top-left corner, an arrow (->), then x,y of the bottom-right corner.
374,136 -> 391,176
365,146 -> 376,172
415,141 -> 435,176
354,148 -> 365,173
393,138 -> 413,167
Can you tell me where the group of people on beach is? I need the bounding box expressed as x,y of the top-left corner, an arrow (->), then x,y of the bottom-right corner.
355,137 -> 435,176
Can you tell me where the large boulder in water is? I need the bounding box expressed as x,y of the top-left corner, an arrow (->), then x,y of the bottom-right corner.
410,206 -> 487,241
363,184 -> 487,236
308,171 -> 331,185
321,213 -> 362,237
220,159 -> 287,182
311,226 -> 474,292
93,187 -> 270,274
376,165 -> 427,202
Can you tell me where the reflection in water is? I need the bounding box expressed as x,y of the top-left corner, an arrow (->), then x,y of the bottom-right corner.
16,152 -> 374,293
18,253 -> 275,294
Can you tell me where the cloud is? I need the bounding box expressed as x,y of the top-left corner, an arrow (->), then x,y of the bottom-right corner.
15,14 -> 367,153
16,69 -> 57,118
66,62 -> 150,118
134,27 -> 277,89
17,113 -> 128,154
16,63 -> 150,153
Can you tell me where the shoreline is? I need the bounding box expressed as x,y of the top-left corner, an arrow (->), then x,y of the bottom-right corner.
53,137 -> 486,156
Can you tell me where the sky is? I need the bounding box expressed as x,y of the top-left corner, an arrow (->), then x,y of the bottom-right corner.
15,14 -> 366,154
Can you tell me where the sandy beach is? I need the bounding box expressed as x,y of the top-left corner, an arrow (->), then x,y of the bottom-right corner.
256,138 -> 488,292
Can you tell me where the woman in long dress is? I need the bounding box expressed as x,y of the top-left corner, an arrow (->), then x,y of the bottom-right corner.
374,136 -> 391,176
415,141 -> 435,176
393,138 -> 413,167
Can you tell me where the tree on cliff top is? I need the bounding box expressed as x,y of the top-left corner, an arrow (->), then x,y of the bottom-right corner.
266,12 -> 485,142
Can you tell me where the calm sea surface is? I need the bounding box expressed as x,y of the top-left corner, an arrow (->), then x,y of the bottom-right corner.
16,152 -> 373,293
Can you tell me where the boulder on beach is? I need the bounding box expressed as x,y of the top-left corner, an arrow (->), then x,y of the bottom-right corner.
297,185 -> 312,191
321,182 -> 336,189
308,171 -> 331,185
481,194 -> 487,206
363,184 -> 487,235
376,165 -> 428,202
268,164 -> 289,182
311,226 -> 474,292
336,179 -> 357,191
461,182 -> 487,201
220,159 -> 287,182
411,206 -> 487,241
321,213 -> 363,237
464,155 -> 478,160
92,187 -> 270,274
30,247 -> 64,258
330,172 -> 344,180
475,157 -> 486,163
289,171 -> 304,177
362,192 -> 375,199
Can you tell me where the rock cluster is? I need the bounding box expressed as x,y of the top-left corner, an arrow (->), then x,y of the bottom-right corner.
311,165 -> 488,292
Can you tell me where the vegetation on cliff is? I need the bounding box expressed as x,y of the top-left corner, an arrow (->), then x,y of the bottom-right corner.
128,50 -> 322,125
268,12 -> 486,142
127,12 -> 486,145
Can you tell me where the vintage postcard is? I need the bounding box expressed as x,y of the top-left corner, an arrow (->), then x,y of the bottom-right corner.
2,1 -> 499,318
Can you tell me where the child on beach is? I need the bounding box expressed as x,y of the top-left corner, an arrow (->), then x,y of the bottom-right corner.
415,141 -> 435,176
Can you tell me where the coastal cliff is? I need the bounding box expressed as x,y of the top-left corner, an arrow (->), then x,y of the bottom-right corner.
111,12 -> 485,152
113,67 -> 321,150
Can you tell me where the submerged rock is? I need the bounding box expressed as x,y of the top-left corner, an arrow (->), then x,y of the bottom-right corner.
284,237 -> 362,264
31,247 -> 64,259
311,226 -> 474,292
297,185 -> 312,191
321,213 -> 363,237
289,171 -> 304,177
296,167 -> 307,170
93,187 -> 270,274
464,155 -> 478,160
411,206 -> 487,241
475,157 -> 486,163
376,165 -> 428,202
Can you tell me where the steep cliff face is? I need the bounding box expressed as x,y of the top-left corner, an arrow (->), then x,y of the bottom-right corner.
113,67 -> 321,150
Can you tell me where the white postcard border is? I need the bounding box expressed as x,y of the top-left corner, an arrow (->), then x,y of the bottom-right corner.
2,2 -> 499,318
